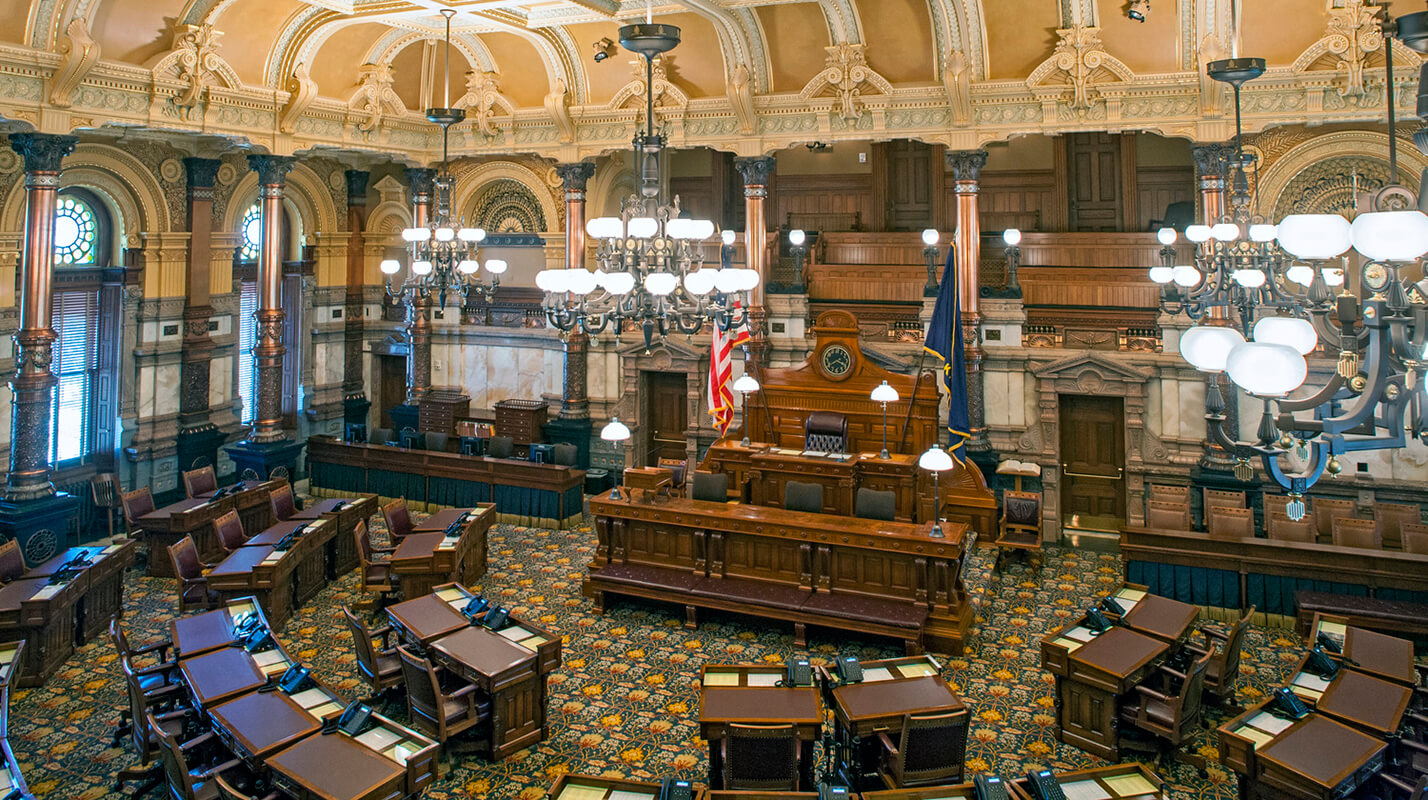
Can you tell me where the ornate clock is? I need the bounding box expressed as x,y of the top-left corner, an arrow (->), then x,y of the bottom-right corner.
819,343 -> 854,380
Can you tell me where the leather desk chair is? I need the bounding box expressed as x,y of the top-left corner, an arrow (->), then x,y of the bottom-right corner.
1315,497 -> 1356,541
354,522 -> 397,610
554,443 -> 579,467
183,466 -> 218,499
0,540 -> 23,583
109,619 -> 177,745
424,432 -> 449,453
122,487 -> 156,536
1146,500 -> 1191,530
1376,502 -> 1423,550
1266,511 -> 1316,543
784,481 -> 824,514
1186,605 -> 1254,710
1207,506 -> 1254,539
1120,649 -> 1213,775
877,710 -> 969,788
168,535 -> 219,614
370,427 -> 395,447
90,472 -> 123,540
211,511 -> 248,556
856,488 -> 896,521
113,663 -> 195,796
396,645 -> 491,752
720,722 -> 801,791
657,458 -> 688,491
1403,522 -> 1428,555
342,605 -> 402,700
487,436 -> 515,459
804,412 -> 848,453
381,499 -> 415,540
1333,516 -> 1382,549
692,472 -> 729,503
995,490 -> 1042,568
150,709 -> 245,800
269,482 -> 296,522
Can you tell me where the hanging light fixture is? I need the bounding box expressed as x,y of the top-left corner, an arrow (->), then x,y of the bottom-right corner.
383,8 -> 496,310
534,3 -> 757,352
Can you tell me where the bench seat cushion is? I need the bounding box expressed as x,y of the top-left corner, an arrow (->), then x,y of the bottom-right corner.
691,576 -> 810,612
800,592 -> 927,630
594,563 -> 701,592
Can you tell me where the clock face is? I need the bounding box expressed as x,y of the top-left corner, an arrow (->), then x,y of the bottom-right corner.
1363,262 -> 1390,293
820,344 -> 853,379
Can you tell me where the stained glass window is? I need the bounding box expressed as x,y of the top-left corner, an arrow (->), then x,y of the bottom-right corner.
53,194 -> 99,265
239,203 -> 261,261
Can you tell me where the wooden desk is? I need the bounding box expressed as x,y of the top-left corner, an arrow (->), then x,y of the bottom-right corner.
430,626 -> 545,760
699,672 -> 822,790
208,518 -> 335,628
1312,669 -> 1411,737
1004,764 -> 1164,800
138,480 -> 281,576
180,645 -> 290,708
587,491 -> 975,654
289,494 -> 377,577
1110,585 -> 1197,644
20,538 -> 135,642
169,597 -> 266,658
1256,714 -> 1386,800
0,738 -> 30,800
1041,624 -> 1168,759
385,593 -> 467,646
1309,615 -> 1417,686
387,506 -> 491,597
830,672 -> 966,791
547,774 -> 661,800
748,448 -> 859,515
267,714 -> 438,800
307,436 -> 584,528
209,689 -> 322,761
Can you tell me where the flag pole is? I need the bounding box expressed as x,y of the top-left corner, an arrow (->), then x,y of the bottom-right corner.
896,348 -> 928,454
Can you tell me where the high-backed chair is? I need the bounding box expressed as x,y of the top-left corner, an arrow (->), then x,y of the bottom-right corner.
783,481 -> 824,514
1146,500 -> 1192,530
1148,484 -> 1190,506
370,427 -> 395,446
553,443 -> 579,467
877,709 -> 969,788
342,605 -> 402,700
1263,494 -> 1310,528
381,499 -> 414,540
269,482 -> 296,522
108,620 -> 178,746
692,472 -> 729,503
1187,605 -> 1254,709
90,472 -> 123,540
1333,516 -> 1381,549
1207,506 -> 1254,540
657,457 -> 687,490
112,661 -> 193,796
396,645 -> 489,747
122,487 -> 156,535
1403,522 -> 1428,555
150,709 -> 244,800
354,522 -> 397,608
804,412 -> 848,453
1203,488 -> 1245,511
0,540 -> 23,583
487,436 -> 515,459
168,536 -> 218,614
995,490 -> 1042,566
183,466 -> 218,498
424,432 -> 449,452
211,510 -> 248,556
721,722 -> 801,791
1315,497 -> 1357,540
1120,649 -> 1213,774
1376,502 -> 1422,550
1266,511 -> 1316,543
856,488 -> 896,522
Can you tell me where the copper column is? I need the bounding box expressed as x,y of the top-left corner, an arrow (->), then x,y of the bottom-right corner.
947,149 -> 988,450
404,167 -> 436,406
343,169 -> 370,419
179,157 -> 221,438
246,155 -> 296,444
557,162 -> 595,421
5,133 -> 76,500
734,155 -> 775,365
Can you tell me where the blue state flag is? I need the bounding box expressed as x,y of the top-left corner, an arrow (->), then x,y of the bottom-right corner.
923,246 -> 971,463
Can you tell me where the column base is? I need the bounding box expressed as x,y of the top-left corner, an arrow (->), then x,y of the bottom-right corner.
544,417 -> 593,469
344,395 -> 372,428
389,404 -> 419,434
224,439 -> 306,482
176,425 -> 230,477
0,492 -> 79,565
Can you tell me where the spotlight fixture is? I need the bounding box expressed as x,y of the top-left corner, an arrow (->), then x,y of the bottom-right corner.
805,142 -> 831,152
592,37 -> 614,63
1127,0 -> 1149,22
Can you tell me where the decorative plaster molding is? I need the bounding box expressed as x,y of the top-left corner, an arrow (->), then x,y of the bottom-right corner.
48,18 -> 99,108
799,44 -> 891,124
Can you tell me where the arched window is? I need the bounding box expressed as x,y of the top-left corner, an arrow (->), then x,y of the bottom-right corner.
239,203 -> 262,261
53,192 -> 106,266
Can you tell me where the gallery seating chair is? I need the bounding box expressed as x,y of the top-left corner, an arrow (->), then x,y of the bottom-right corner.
1119,649 -> 1213,775
855,488 -> 896,522
381,499 -> 415,540
1376,502 -> 1423,550
1265,511 -> 1316,543
211,510 -> 248,556
269,482 -> 296,522
487,436 -> 515,459
804,411 -> 848,453
1145,499 -> 1191,530
783,481 -> 824,514
168,536 -> 219,614
1185,605 -> 1254,709
342,605 -> 402,700
1333,516 -> 1382,549
354,522 -> 398,609
1263,494 -> 1311,531
0,540 -> 23,583
994,490 -> 1042,569
719,722 -> 801,791
1202,487 -> 1245,511
1148,484 -> 1190,506
877,709 -> 970,788
150,709 -> 246,800
1207,506 -> 1254,540
183,465 -> 218,499
1315,497 -> 1357,541
1403,522 -> 1428,555
90,471 -> 123,540
395,645 -> 490,749
692,472 -> 729,503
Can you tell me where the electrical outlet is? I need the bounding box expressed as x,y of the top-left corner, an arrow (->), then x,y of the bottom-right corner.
434,360 -> 442,370
858,152 -> 867,163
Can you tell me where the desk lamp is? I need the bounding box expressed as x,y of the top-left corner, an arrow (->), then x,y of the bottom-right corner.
733,374 -> 760,447
601,417 -> 631,499
870,380 -> 899,459
919,444 -> 955,538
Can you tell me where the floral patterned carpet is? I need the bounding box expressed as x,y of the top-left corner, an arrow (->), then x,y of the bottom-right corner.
9,509 -> 1312,800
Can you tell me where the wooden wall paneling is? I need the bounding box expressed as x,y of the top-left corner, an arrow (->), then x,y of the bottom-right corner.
816,232 -> 927,265
711,151 -> 732,230
869,142 -> 889,231
975,170 -> 1057,232
1119,134 -> 1139,232
1021,267 -> 1161,310
1050,140 -> 1070,231
1136,167 -> 1195,232
930,144 -> 946,234
1016,232 -> 1192,268
670,177 -> 715,223
806,264 -> 924,302
771,175 -> 873,232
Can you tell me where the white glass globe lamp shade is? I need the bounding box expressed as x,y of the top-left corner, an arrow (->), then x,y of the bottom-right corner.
411,260 -> 433,276
565,269 -> 599,296
1253,316 -> 1318,355
1350,210 -> 1428,262
1185,225 -> 1213,243
918,445 -> 954,472
721,229 -> 736,245
666,219 -> 696,240
1148,266 -> 1174,284
457,227 -> 485,242
922,228 -> 940,246
690,220 -> 716,240
733,375 -> 760,394
1003,228 -> 1023,247
1277,214 -> 1353,260
644,272 -> 679,296
737,268 -> 761,291
535,270 -> 559,292
1211,223 -> 1241,241
600,417 -> 631,442
1226,342 -> 1308,397
402,227 -> 431,243
602,271 -> 636,295
1178,325 -> 1246,373
586,217 -> 623,239
684,270 -> 717,296
627,217 -> 659,239
1249,224 -> 1278,243
1285,265 -> 1315,287
788,229 -> 806,246
1232,269 -> 1267,288
1157,227 -> 1178,245
483,259 -> 507,275
380,259 -> 401,275
433,227 -> 456,242
1171,265 -> 1201,288
870,380 -> 900,404
456,260 -> 478,275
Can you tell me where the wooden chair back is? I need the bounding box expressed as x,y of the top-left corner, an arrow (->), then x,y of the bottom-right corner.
721,722 -> 800,791
150,709 -> 205,800
90,472 -> 123,538
1333,516 -> 1381,549
890,710 -> 969,786
182,466 -> 218,498
1002,491 -> 1041,528
1146,500 -> 1191,530
121,487 -> 155,531
1375,502 -> 1422,550
0,540 -> 23,582
1266,511 -> 1316,543
1173,650 -> 1213,741
214,774 -> 253,800
381,499 -> 413,539
342,605 -> 384,689
168,535 -> 205,582
1207,506 -> 1254,540
397,645 -> 448,740
1403,522 -> 1428,555
269,482 -> 296,522
212,510 -> 246,554
657,457 -> 687,487
124,661 -> 159,762
1148,484 -> 1189,505
1203,488 -> 1245,516
1315,497 -> 1356,540
1263,494 -> 1310,526
1215,606 -> 1253,698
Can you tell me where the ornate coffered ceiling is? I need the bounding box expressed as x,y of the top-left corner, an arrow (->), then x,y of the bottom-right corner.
0,0 -> 1421,163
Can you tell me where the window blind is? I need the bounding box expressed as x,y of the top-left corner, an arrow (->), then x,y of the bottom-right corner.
238,281 -> 258,424
49,288 -> 98,464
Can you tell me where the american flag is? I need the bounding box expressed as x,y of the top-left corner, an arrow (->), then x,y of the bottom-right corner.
708,304 -> 751,434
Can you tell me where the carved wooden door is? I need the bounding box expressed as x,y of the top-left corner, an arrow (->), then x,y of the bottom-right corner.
1067,132 -> 1123,231
886,140 -> 934,230
377,355 -> 406,429
1059,394 -> 1126,529
645,372 -> 688,464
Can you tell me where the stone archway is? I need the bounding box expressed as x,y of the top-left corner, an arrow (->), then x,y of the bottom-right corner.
611,338 -> 707,470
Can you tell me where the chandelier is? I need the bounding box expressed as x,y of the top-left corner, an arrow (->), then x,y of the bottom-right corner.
380,8 -> 502,310
534,13 -> 758,352
1155,10 -> 1428,517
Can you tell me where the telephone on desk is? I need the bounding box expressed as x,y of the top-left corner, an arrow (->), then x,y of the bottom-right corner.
658,779 -> 692,800
1084,608 -> 1113,634
785,657 -> 813,687
974,773 -> 1009,800
232,613 -> 261,637
334,702 -> 375,736
1305,647 -> 1340,681
1316,631 -> 1343,654
277,665 -> 312,694
243,628 -> 276,653
462,596 -> 489,620
481,606 -> 510,630
818,785 -> 850,800
1100,596 -> 1126,616
834,656 -> 863,684
1024,769 -> 1067,800
1271,686 -> 1310,720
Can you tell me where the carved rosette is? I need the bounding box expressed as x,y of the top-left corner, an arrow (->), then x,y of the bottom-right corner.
734,156 -> 776,191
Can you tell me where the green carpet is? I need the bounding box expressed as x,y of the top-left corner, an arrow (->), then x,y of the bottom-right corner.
9,513 -> 1310,800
